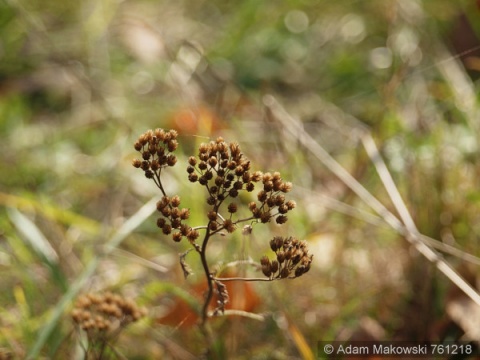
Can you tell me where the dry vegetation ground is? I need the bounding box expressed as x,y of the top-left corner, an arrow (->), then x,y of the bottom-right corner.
1,0 -> 480,359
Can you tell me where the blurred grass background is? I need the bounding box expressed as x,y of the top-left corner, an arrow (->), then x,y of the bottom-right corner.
1,0 -> 480,358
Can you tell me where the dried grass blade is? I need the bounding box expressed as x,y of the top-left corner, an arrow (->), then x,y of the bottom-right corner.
264,94 -> 480,308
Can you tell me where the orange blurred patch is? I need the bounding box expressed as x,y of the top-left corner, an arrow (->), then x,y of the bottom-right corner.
157,274 -> 261,329
168,106 -> 225,136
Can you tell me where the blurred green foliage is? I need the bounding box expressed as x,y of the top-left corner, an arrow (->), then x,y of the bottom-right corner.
1,0 -> 480,358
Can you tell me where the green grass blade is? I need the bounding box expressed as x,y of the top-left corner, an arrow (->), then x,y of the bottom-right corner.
7,207 -> 59,264
26,196 -> 160,359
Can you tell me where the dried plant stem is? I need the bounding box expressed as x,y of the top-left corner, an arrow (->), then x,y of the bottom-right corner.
263,95 -> 401,228
213,277 -> 290,282
264,94 -> 480,307
297,186 -> 480,266
200,227 -> 214,324
222,310 -> 265,321
132,128 -> 312,358
434,44 -> 480,135
361,134 -> 480,306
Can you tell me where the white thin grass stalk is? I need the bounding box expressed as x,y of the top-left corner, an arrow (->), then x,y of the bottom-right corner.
434,44 -> 480,136
297,186 -> 480,267
419,236 -> 480,267
222,309 -> 265,321
27,196 -> 160,360
361,134 -> 480,306
361,135 -> 419,232
263,94 -> 403,230
104,196 -> 162,251
263,95 -> 480,307
296,186 -> 389,228
111,248 -> 169,273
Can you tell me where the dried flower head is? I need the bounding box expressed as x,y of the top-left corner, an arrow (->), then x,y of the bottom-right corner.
261,236 -> 313,279
72,292 -> 147,339
186,138 -> 261,211
132,129 -> 312,331
184,136 -> 296,235
132,128 -> 179,180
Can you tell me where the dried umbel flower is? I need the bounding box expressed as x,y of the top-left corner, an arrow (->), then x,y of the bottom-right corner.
261,236 -> 313,279
71,292 -> 147,336
184,137 -> 296,235
132,128 -> 313,332
248,172 -> 296,225
133,129 -> 179,180
187,138 -> 258,213
154,195 -> 195,242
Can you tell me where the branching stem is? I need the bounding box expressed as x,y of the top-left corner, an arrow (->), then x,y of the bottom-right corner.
213,276 -> 295,281
200,225 -> 213,325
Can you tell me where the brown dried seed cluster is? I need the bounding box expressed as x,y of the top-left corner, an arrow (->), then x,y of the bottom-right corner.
156,195 -> 199,243
132,128 -> 179,179
249,172 -> 296,225
71,292 -> 147,333
187,137 -> 261,232
187,137 -> 295,231
261,236 -> 313,279
187,137 -> 256,199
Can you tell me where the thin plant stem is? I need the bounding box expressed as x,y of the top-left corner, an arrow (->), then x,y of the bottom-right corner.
200,226 -> 214,324
361,133 -> 480,306
132,128 -> 313,358
213,276 -> 285,282
296,186 -> 480,266
264,94 -> 480,307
